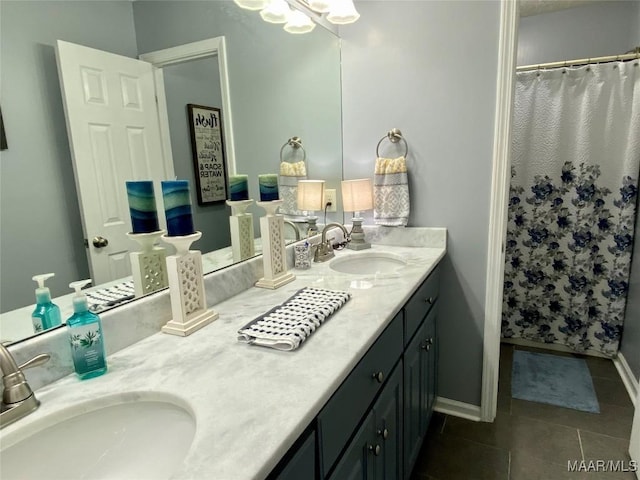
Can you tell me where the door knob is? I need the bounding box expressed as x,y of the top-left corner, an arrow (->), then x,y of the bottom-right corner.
92,236 -> 109,248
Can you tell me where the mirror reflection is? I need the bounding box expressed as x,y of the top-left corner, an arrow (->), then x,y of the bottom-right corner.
0,0 -> 343,344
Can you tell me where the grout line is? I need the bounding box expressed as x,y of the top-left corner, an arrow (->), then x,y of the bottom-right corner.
577,429 -> 585,462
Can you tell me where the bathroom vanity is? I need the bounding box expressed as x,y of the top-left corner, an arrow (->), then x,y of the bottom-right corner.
0,228 -> 446,480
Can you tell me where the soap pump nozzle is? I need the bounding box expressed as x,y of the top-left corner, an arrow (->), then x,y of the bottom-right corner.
69,279 -> 93,314
33,273 -> 55,304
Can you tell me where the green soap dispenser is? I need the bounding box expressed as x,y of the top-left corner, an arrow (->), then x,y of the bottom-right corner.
31,273 -> 62,333
67,279 -> 107,380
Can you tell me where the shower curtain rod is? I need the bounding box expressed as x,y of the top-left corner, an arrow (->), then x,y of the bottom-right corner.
517,48 -> 640,72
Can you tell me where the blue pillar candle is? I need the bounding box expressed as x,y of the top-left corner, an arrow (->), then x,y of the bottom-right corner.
258,174 -> 279,201
161,180 -> 195,237
126,181 -> 160,234
228,174 -> 249,201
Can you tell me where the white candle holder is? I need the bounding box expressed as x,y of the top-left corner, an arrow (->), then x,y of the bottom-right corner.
160,231 -> 218,336
256,200 -> 295,289
226,199 -> 255,263
127,230 -> 169,297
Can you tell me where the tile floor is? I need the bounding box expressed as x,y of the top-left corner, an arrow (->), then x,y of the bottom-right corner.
411,343 -> 636,480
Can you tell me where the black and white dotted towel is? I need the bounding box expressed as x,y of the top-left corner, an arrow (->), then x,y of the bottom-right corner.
237,287 -> 351,351
86,281 -> 135,313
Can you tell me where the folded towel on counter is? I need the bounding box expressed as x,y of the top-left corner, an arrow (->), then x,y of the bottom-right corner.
374,156 -> 410,226
237,287 -> 351,351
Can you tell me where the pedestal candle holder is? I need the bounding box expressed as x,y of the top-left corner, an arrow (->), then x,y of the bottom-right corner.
256,200 -> 295,289
160,231 -> 218,336
127,230 -> 169,297
226,199 -> 255,263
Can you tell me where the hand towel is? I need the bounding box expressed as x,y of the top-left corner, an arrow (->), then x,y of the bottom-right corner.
279,160 -> 307,216
237,287 -> 351,351
374,156 -> 410,226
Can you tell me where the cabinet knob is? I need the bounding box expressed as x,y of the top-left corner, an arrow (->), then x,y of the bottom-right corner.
368,444 -> 381,456
420,342 -> 431,351
427,337 -> 434,345
377,428 -> 389,440
424,297 -> 434,305
372,371 -> 384,383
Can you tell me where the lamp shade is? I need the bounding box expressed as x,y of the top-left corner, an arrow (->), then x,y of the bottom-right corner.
308,0 -> 333,13
341,178 -> 373,213
260,0 -> 290,23
297,180 -> 325,211
326,0 -> 360,24
234,0 -> 269,10
284,9 -> 316,34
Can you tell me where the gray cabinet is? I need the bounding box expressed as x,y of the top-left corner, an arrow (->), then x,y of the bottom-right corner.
274,429 -> 316,480
328,362 -> 403,480
271,264 -> 441,480
402,263 -> 440,479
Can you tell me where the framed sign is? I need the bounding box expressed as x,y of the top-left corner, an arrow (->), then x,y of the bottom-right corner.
187,104 -> 227,204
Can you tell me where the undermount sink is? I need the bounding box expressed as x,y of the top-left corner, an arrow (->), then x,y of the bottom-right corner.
0,393 -> 195,480
329,251 -> 407,275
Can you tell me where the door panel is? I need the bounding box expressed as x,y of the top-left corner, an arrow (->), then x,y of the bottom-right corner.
56,40 -> 174,284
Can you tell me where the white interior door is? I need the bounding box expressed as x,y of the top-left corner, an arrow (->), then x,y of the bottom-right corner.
56,40 -> 174,285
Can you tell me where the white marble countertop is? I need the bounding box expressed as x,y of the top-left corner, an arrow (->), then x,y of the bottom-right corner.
1,242 -> 445,480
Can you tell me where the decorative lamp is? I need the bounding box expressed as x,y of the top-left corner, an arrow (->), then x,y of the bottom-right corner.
234,0 -> 268,10
284,9 -> 316,34
297,180 -> 325,236
260,0 -> 290,23
341,178 -> 373,250
326,0 -> 360,24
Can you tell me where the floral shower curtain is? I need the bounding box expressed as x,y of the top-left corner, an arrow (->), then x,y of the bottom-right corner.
502,61 -> 640,357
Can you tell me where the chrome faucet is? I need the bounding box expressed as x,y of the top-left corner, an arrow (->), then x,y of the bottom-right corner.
283,220 -> 301,241
0,343 -> 50,429
314,223 -> 350,262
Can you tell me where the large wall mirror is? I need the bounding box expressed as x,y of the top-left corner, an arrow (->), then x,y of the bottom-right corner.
0,0 -> 343,344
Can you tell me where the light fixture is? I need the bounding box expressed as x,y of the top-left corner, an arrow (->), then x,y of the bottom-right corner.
308,0 -> 333,13
234,0 -> 269,11
297,180 -> 325,235
260,0 -> 290,23
341,178 -> 373,250
284,9 -> 316,34
326,0 -> 360,24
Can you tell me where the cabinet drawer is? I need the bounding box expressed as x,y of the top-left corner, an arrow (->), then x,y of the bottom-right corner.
404,265 -> 440,345
318,311 -> 403,476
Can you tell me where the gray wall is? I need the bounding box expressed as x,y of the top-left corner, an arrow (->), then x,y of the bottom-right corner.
132,1 -> 343,231
518,1 -> 640,65
0,1 -> 137,312
518,1 -> 640,381
340,0 -> 501,406
162,59 -> 231,253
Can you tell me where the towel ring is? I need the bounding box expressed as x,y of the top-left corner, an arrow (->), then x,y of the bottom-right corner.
376,128 -> 409,158
280,136 -> 306,163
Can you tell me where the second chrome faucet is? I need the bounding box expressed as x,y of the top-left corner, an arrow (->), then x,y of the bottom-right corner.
314,223 -> 351,263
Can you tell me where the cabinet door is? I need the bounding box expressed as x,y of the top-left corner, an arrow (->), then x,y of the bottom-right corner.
373,361 -> 403,480
424,308 -> 438,420
328,411 -> 376,480
275,429 -> 316,480
403,328 -> 425,480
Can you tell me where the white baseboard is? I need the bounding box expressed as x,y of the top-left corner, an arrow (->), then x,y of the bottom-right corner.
434,397 -> 482,422
614,352 -> 639,408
